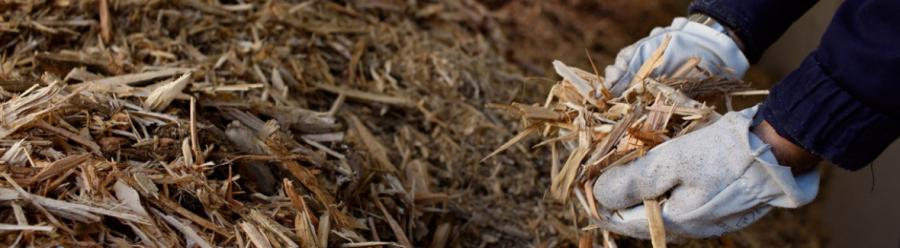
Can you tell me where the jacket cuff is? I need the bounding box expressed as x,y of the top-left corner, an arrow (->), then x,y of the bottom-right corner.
689,0 -> 817,63
760,53 -> 900,170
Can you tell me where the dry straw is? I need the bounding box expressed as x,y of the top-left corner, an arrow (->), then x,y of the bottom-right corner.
485,36 -> 750,246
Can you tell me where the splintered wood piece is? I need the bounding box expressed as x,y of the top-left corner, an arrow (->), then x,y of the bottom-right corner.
346,113 -> 398,172
602,230 -> 617,248
729,90 -> 770,96
113,180 -> 149,218
284,181 -> 320,248
314,83 -> 415,107
644,199 -> 666,248
189,97 -> 203,165
550,142 -> 560,183
630,35 -> 672,87
373,190 -> 412,247
429,223 -> 452,248
586,49 -> 612,100
36,120 -> 101,155
578,231 -> 593,248
585,105 -> 640,167
583,180 -> 600,219
154,208 -> 214,248
553,60 -> 598,107
144,73 -> 192,111
316,213 -> 330,248
24,154 -> 89,186
249,210 -> 300,248
91,68 -> 189,86
669,56 -> 701,79
265,137 -> 359,230
98,0 -> 111,43
154,195 -> 231,237
513,103 -> 566,121
241,222 -> 273,248
0,83 -> 81,139
0,223 -> 54,232
550,123 -> 590,202
481,125 -> 539,162
0,186 -> 148,224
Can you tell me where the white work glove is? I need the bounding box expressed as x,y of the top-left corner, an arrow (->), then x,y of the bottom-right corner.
604,17 -> 749,96
592,106 -> 819,242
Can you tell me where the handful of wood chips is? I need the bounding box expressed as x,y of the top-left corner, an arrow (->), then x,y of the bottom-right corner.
484,37 -> 751,246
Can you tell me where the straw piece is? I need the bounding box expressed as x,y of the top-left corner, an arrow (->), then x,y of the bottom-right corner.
24,154 -> 89,186
0,224 -> 54,232
98,0 -> 111,43
630,35 -> 672,86
241,222 -> 274,248
155,208 -> 214,248
144,73 -> 192,111
0,186 -> 148,223
315,83 -> 415,107
645,199 -> 667,248
346,114 -> 398,172
373,191 -> 412,247
481,126 -> 539,162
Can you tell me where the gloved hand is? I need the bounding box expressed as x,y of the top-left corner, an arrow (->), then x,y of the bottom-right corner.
592,106 -> 820,242
603,17 -> 749,96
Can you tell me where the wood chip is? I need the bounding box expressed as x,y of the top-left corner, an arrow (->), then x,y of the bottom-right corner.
144,73 -> 192,111
645,199 -> 667,248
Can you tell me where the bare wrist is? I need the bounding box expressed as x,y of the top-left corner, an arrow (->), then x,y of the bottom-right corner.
752,120 -> 820,174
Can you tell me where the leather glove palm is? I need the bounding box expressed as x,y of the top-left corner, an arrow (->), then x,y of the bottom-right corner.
592,106 -> 820,241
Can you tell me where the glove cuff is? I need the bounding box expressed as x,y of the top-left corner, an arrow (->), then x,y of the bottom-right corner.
738,106 -> 820,208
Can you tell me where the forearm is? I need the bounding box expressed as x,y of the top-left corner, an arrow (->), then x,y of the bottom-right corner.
758,0 -> 900,170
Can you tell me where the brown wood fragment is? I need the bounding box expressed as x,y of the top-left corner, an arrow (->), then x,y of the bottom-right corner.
372,190 -> 412,247
645,199 -> 667,248
578,231 -> 593,248
23,154 -> 89,186
345,114 -> 398,172
630,35 -> 672,87
315,83 -> 415,107
264,135 -> 359,230
36,121 -> 101,155
98,0 -> 111,43
153,195 -> 231,237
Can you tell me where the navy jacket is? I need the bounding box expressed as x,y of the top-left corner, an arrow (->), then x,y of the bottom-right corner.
690,0 -> 900,170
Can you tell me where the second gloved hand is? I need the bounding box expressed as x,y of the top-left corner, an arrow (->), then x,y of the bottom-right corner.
592,106 -> 819,242
604,17 -> 749,96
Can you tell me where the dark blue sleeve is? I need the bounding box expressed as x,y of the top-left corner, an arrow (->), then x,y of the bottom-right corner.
689,0 -> 819,63
759,0 -> 900,170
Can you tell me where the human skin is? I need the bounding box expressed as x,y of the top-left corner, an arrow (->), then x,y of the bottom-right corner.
752,120 -> 821,174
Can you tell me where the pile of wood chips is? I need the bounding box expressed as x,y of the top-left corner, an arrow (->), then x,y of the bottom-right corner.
0,0 -> 554,247
486,36 -> 752,247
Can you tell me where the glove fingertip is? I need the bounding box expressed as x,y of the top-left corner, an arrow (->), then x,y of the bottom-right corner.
593,166 -> 645,209
604,65 -> 622,84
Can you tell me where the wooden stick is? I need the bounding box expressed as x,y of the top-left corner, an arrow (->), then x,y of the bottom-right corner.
314,83 -> 414,107
0,223 -> 54,232
99,0 -> 111,43
189,97 -> 203,164
644,199 -> 666,248
36,121 -> 102,155
578,231 -> 593,248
